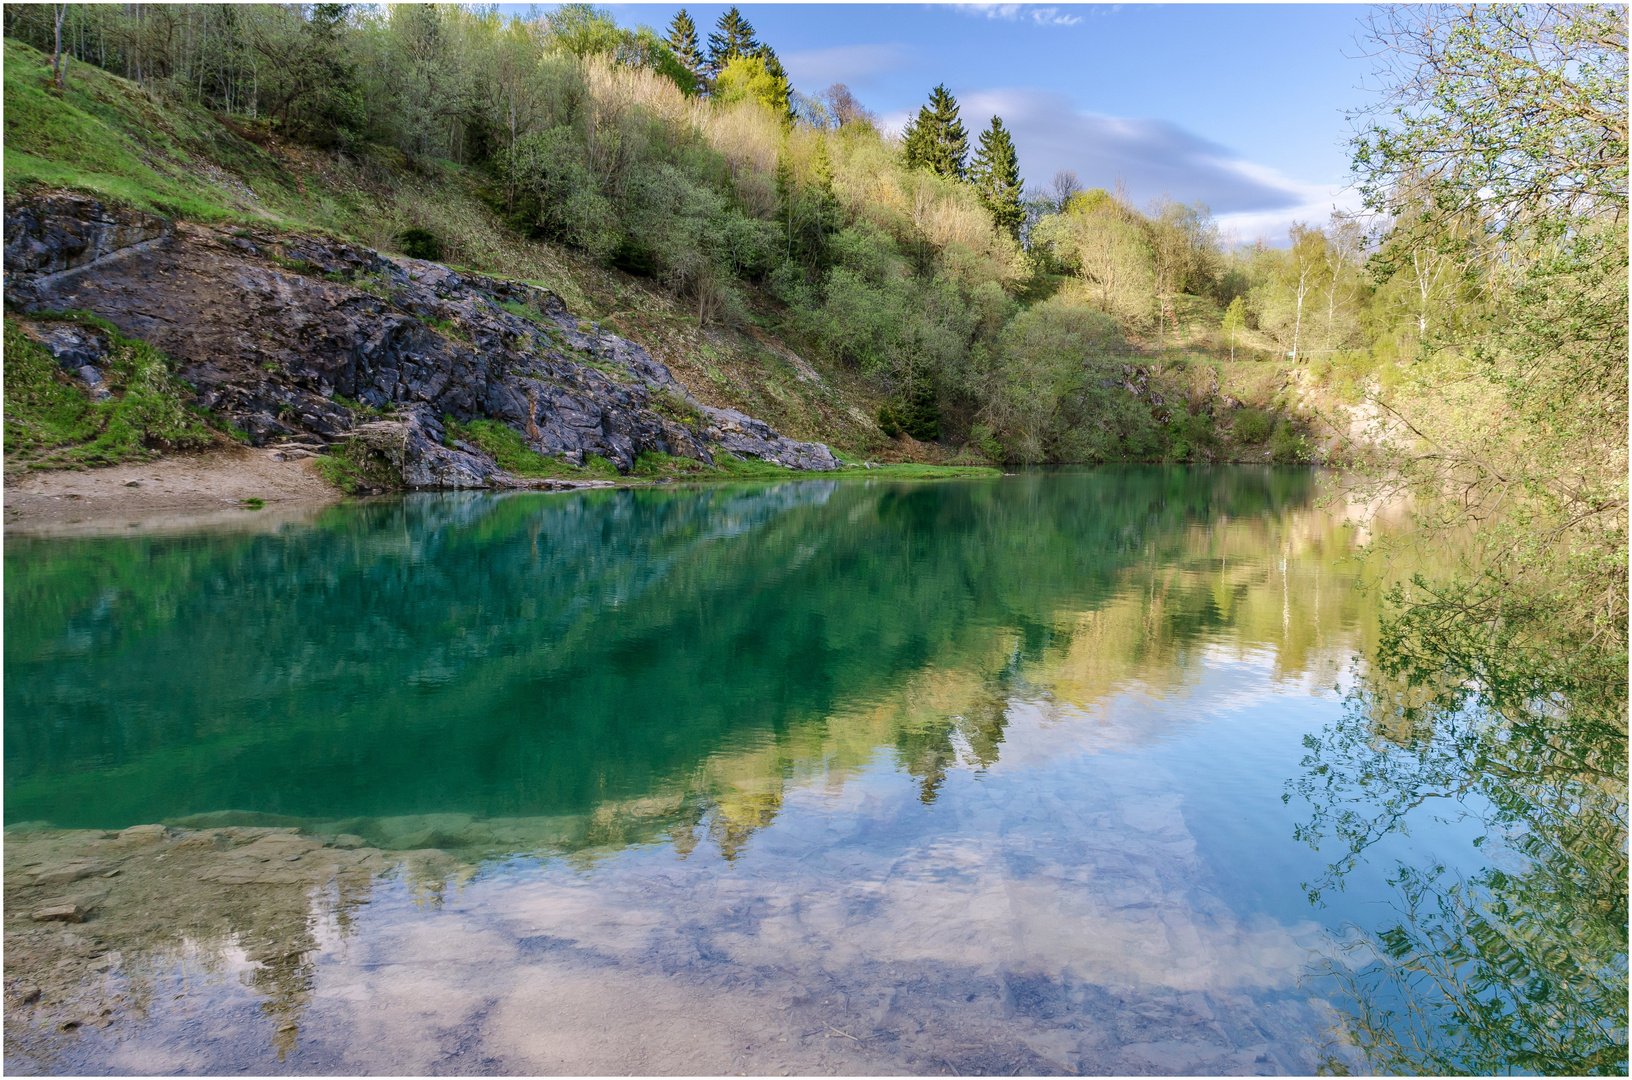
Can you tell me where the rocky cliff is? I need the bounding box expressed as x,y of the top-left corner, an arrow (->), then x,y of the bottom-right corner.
3,190 -> 841,487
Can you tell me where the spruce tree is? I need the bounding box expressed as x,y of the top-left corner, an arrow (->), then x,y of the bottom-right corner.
901,85 -> 968,181
666,9 -> 701,75
705,6 -> 759,77
968,116 -> 1025,237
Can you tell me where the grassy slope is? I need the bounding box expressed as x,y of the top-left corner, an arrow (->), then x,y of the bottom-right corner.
3,314 -> 237,470
2,39 -> 927,479
4,39 -> 1333,472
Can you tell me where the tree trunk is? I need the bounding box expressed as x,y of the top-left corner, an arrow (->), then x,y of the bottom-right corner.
52,4 -> 67,89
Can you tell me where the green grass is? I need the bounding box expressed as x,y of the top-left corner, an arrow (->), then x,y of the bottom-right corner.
4,39 -> 275,221
634,449 -> 998,483
649,388 -> 705,431
328,392 -> 395,420
630,450 -> 722,477
496,299 -> 543,323
3,37 -> 391,238
425,317 -> 470,342
311,440 -> 401,494
3,316 -> 222,468
444,417 -> 618,479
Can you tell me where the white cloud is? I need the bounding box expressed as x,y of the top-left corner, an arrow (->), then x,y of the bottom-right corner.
877,109 -> 913,139
956,3 -> 1086,26
959,87 -> 1352,243
781,44 -> 912,90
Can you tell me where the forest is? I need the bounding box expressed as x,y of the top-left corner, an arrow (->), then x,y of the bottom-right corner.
5,1 -> 1469,468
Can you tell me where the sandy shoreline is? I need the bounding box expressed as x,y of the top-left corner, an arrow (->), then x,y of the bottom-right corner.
3,448 -> 342,534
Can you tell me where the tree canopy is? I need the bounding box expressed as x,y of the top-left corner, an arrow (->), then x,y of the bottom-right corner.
902,84 -> 968,180
969,115 -> 1024,237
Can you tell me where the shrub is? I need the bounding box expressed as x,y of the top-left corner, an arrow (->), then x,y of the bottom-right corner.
1233,407 -> 1273,444
1270,418 -> 1311,463
399,228 -> 443,261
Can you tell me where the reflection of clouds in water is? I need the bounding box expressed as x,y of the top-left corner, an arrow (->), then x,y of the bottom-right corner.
224,758 -> 1335,1074
447,760 -> 1320,998
985,647 -> 1348,777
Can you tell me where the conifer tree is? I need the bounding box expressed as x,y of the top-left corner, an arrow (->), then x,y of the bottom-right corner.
705,6 -> 759,77
901,85 -> 968,181
666,9 -> 701,76
805,137 -> 838,247
968,115 -> 1025,237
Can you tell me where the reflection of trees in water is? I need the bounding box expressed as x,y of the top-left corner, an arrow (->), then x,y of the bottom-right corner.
8,467 -> 1361,855
1291,654 -> 1628,1074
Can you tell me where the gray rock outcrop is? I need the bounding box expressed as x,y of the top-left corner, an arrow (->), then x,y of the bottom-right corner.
3,190 -> 840,486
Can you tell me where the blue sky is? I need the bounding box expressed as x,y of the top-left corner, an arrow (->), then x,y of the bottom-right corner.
581,4 -> 1378,242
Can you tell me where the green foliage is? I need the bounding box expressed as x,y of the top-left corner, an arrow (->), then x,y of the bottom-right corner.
3,317 -> 218,467
649,389 -> 705,431
976,298 -> 1156,464
399,227 -> 443,261
704,6 -> 761,77
444,416 -> 617,479
1268,417 -> 1310,463
1232,407 -> 1272,444
901,84 -> 968,180
713,55 -> 789,119
1342,5 -> 1627,774
1164,411 -> 1217,463
968,116 -> 1025,237
876,403 -> 903,439
312,439 -> 401,494
666,9 -> 702,76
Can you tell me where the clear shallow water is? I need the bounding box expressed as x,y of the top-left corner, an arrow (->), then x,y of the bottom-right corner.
2,469 -> 1508,1073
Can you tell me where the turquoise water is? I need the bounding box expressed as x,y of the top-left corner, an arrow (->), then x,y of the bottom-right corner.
5,469 -> 1616,1074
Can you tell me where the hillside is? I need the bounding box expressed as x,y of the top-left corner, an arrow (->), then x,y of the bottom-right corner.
4,39 -> 1010,497
6,26 -> 1364,482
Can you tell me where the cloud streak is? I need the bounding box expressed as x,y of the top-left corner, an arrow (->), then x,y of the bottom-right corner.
957,88 -> 1353,240
955,4 -> 1085,26
782,44 -> 912,89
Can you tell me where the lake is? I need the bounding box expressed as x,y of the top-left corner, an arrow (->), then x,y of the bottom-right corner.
3,468 -> 1617,1074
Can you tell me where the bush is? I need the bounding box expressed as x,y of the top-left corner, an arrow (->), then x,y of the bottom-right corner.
399,228 -> 443,261
1233,407 -> 1273,444
1165,410 -> 1218,463
1270,418 -> 1311,463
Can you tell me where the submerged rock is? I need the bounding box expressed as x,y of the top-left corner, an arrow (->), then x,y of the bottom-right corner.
3,189 -> 840,487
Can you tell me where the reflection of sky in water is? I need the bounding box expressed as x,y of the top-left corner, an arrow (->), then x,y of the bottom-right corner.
53,631 -> 1490,1074
7,472 -> 1494,1073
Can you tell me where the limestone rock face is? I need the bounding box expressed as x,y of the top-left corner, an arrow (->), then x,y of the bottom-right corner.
701,407 -> 842,471
2,190 -> 174,275
3,191 -> 840,487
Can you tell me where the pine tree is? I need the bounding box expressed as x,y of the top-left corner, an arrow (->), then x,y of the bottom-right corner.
968,116 -> 1024,237
705,6 -> 759,77
666,8 -> 700,75
901,85 -> 968,181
